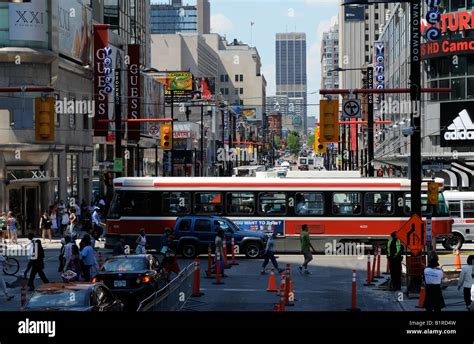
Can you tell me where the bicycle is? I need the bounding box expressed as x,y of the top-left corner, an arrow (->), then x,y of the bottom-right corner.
2,256 -> 20,276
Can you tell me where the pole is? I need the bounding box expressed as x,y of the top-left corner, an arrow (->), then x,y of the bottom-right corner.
201,104 -> 204,177
367,66 -> 374,177
171,91 -> 174,176
114,67 -> 122,178
410,0 -> 422,217
155,144 -> 158,177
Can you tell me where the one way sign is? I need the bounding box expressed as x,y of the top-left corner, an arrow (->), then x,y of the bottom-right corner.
397,214 -> 426,256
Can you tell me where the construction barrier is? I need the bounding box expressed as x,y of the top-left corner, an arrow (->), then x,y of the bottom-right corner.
267,269 -> 277,292
347,270 -> 360,312
416,286 -> 426,309
213,252 -> 224,285
278,276 -> 286,312
375,247 -> 381,278
191,259 -> 204,297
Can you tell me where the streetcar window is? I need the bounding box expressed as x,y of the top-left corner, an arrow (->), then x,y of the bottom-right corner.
448,201 -> 461,218
332,193 -> 362,215
109,191 -> 160,218
258,193 -> 287,215
364,192 -> 394,215
404,193 -> 449,216
194,193 -> 223,215
162,192 -> 191,215
464,201 -> 474,218
194,219 -> 212,232
295,193 -> 324,215
226,193 -> 255,215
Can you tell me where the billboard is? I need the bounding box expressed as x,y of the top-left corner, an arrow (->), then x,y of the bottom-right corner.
240,108 -> 257,121
155,72 -> 194,103
127,44 -> 141,141
344,6 -> 364,22
93,24 -> 111,137
440,101 -> 474,147
421,37 -> 474,59
193,77 -> 216,101
9,0 -> 48,42
58,0 -> 92,65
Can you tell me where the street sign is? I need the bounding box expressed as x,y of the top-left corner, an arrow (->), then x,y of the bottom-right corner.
397,214 -> 426,256
343,99 -> 361,118
149,125 -> 159,137
426,216 -> 433,243
113,158 -> 124,173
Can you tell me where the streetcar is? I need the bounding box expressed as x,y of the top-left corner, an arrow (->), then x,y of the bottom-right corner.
105,177 -> 453,252
442,191 -> 474,250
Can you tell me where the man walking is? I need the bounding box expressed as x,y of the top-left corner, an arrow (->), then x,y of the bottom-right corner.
27,235 -> 49,291
261,232 -> 283,274
387,231 -> 404,291
298,224 -> 316,275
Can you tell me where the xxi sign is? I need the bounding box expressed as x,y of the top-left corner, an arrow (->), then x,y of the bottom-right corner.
9,0 -> 47,42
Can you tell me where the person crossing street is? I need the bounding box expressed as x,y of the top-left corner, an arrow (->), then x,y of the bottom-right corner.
298,224 -> 316,275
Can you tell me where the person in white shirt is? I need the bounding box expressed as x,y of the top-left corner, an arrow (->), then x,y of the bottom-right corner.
423,257 -> 446,312
135,229 -> 147,254
61,210 -> 70,236
457,255 -> 474,310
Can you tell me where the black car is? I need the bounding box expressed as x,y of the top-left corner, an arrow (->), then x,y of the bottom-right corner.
93,254 -> 166,310
23,282 -> 123,312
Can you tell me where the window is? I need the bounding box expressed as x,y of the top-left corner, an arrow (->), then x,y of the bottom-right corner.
295,193 -> 324,215
464,201 -> 474,218
451,78 -> 466,100
234,88 -> 239,95
235,74 -> 239,82
332,193 -> 362,215
194,219 -> 211,232
404,194 -> 449,216
259,193 -> 287,215
448,201 -> 461,218
116,191 -> 160,217
194,192 -> 223,214
178,219 -> 192,231
240,88 -> 244,95
226,193 -> 255,215
364,192 -> 394,215
240,74 -> 244,82
162,192 -> 191,215
239,100 -> 244,106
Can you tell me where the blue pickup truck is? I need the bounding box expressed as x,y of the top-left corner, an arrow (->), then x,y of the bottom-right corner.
173,216 -> 267,259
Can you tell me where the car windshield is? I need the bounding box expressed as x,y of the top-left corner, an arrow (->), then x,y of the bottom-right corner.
27,290 -> 89,309
102,258 -> 147,272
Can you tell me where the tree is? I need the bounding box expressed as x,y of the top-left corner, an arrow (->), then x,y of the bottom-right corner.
307,134 -> 315,150
287,132 -> 301,155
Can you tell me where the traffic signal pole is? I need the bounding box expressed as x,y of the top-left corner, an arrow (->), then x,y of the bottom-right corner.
114,67 -> 123,178
367,66 -> 374,177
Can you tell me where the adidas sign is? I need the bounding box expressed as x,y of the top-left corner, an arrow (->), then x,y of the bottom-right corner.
444,109 -> 474,141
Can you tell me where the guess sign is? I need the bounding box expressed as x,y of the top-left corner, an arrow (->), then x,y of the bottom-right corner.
93,24 -> 111,137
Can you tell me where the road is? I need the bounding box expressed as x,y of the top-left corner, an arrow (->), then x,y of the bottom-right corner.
1,240 -> 473,311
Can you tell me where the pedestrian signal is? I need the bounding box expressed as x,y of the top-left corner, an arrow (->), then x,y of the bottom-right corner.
35,97 -> 55,142
427,182 -> 439,205
160,124 -> 173,150
319,100 -> 339,143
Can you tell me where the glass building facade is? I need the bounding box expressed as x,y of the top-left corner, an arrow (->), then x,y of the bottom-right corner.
150,4 -> 198,34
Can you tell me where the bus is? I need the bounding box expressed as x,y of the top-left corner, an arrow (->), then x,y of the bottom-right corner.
106,177 -> 453,253
442,191 -> 474,250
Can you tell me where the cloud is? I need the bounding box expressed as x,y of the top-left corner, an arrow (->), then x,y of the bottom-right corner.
211,13 -> 235,36
262,64 -> 276,96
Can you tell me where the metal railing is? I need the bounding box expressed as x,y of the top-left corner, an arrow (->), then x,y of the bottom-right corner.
137,262 -> 195,312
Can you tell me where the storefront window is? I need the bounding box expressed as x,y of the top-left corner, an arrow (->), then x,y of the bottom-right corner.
439,79 -> 450,101
430,81 -> 438,101
467,78 -> 474,99
438,57 -> 450,78
468,0 -> 474,10
452,56 -> 467,76
451,78 -> 466,100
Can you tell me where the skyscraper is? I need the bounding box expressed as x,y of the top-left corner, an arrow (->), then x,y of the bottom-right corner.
275,32 -> 307,132
151,0 -> 210,34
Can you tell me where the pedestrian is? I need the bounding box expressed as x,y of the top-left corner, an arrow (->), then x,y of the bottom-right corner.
61,209 -> 69,236
8,213 -> 18,244
79,234 -> 95,282
69,208 -> 78,239
261,232 -> 283,274
0,212 -> 7,244
135,229 -> 147,254
298,224 -> 316,275
213,228 -> 225,275
73,201 -> 81,224
0,255 -> 15,301
458,255 -> 474,310
161,228 -> 180,279
50,206 -> 59,238
91,207 -> 105,241
423,257 -> 446,312
113,235 -> 126,256
27,236 -> 49,291
40,210 -> 52,243
66,244 -> 81,281
387,231 -> 404,291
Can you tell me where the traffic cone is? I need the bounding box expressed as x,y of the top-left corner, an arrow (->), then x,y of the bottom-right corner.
274,304 -> 281,312
364,253 -> 373,286
191,259 -> 204,297
347,270 -> 361,312
231,237 -> 238,265
278,277 -> 286,312
375,247 -> 381,278
415,287 -> 426,309
278,272 -> 286,294
454,250 -> 462,270
267,269 -> 278,292
212,252 -> 224,285
205,244 -> 213,279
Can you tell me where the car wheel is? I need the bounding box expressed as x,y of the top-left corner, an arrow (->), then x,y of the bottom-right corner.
181,243 -> 198,258
244,243 -> 262,259
442,234 -> 464,251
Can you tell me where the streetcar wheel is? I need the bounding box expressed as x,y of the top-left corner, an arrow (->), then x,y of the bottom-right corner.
3,257 -> 20,276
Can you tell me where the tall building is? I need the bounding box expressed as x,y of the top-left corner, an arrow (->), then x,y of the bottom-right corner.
150,0 -> 210,34
275,33 -> 307,132
266,95 -> 304,136
321,23 -> 339,90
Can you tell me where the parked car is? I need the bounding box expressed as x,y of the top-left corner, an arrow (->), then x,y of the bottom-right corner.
23,282 -> 123,311
173,216 -> 267,259
92,254 -> 166,310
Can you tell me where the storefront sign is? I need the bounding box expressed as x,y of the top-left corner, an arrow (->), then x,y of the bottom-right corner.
440,101 -> 474,147
127,44 -> 141,141
421,37 -> 474,59
154,72 -> 194,103
173,132 -> 191,139
9,0 -> 47,42
93,24 -> 111,137
421,10 -> 474,35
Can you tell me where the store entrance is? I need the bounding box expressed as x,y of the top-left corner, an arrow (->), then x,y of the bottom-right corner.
7,185 -> 39,237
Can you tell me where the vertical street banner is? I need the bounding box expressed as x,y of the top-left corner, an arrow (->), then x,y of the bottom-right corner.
128,44 -> 141,141
93,24 -> 110,137
350,118 -> 357,152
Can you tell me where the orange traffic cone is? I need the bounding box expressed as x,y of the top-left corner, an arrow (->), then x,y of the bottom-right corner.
278,272 -> 286,294
416,287 -> 426,309
267,269 -> 277,292
454,250 -> 462,270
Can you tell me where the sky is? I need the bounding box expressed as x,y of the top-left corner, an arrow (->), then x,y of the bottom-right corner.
152,0 -> 340,118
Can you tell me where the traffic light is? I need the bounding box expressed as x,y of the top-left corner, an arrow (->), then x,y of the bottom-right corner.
160,124 -> 173,150
314,128 -> 327,154
427,182 -> 439,205
35,97 -> 55,142
319,100 -> 339,143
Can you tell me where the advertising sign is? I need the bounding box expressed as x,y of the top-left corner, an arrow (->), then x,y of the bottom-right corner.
155,72 -> 194,103
232,219 -> 284,235
440,101 -> 474,147
241,108 -> 257,121
58,0 -> 92,64
193,77 -> 216,101
9,0 -> 47,42
374,42 -> 384,104
344,5 -> 364,22
93,24 -> 111,137
127,44 -> 141,141
421,37 -> 474,59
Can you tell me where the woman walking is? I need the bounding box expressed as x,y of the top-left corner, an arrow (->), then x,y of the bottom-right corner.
423,257 -> 446,312
458,255 -> 474,310
40,210 -> 52,243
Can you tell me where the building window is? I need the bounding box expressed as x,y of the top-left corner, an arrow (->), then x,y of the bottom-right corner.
235,74 -> 239,82
234,88 -> 239,95
240,88 -> 244,95
451,78 -> 466,100
467,77 -> 474,99
240,74 -> 244,82
240,100 -> 244,106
